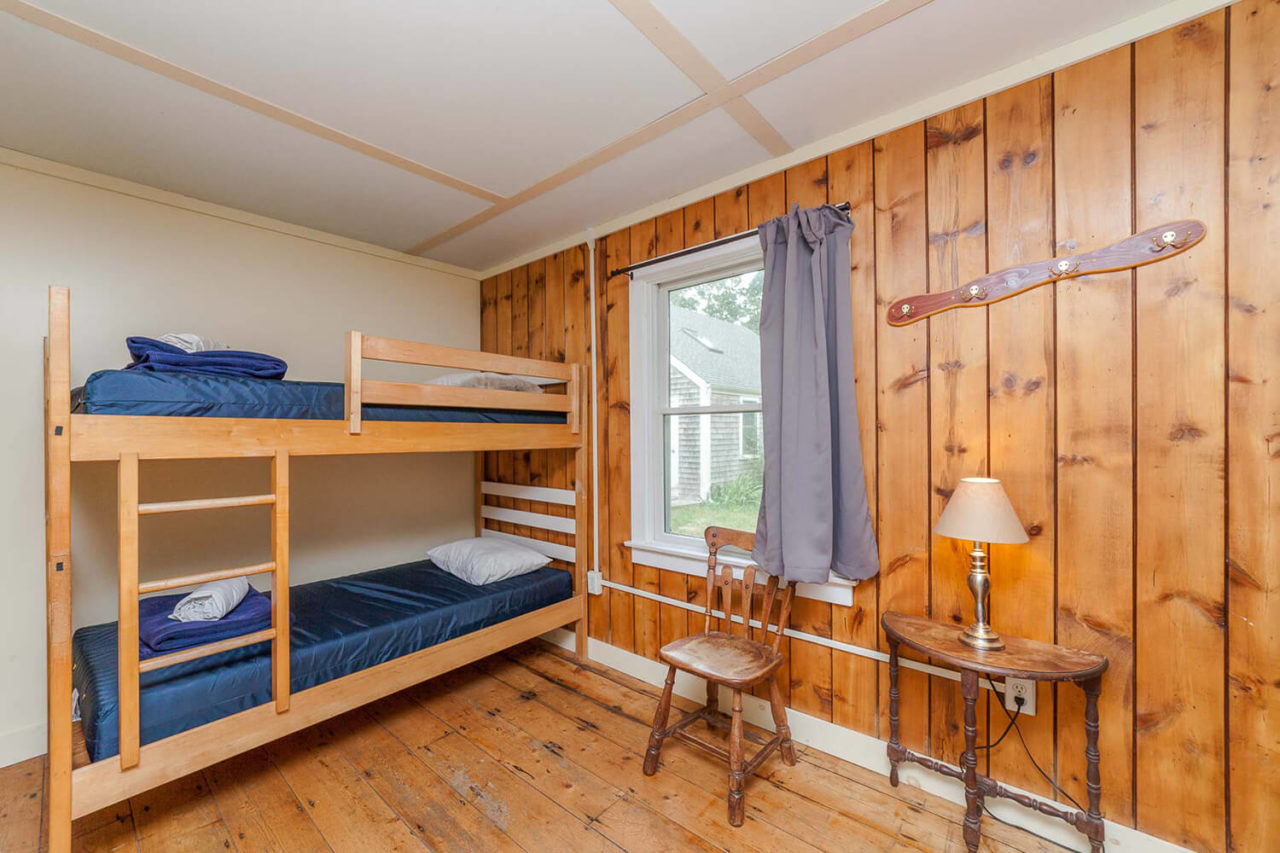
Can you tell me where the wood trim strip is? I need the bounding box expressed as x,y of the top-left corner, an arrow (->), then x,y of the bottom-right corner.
69,416 -> 581,461
69,596 -> 585,818
138,628 -> 277,674
607,0 -> 790,157
361,334 -> 575,380
1,1 -> 505,203
137,494 -> 276,515
481,480 -> 576,506
137,561 -> 276,594
361,379 -> 571,412
407,0 -> 933,255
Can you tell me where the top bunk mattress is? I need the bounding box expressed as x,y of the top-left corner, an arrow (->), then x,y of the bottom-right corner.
72,369 -> 566,424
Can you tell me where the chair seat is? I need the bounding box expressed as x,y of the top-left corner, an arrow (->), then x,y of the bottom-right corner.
660,631 -> 783,687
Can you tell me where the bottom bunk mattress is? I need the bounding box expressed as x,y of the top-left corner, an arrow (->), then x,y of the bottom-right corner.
72,559 -> 573,762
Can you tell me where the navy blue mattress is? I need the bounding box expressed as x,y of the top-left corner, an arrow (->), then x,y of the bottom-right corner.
72,560 -> 572,762
72,369 -> 565,424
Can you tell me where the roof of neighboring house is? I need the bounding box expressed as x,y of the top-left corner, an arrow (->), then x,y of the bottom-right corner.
669,305 -> 760,394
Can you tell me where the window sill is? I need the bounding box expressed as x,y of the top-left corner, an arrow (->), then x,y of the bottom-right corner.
624,539 -> 855,606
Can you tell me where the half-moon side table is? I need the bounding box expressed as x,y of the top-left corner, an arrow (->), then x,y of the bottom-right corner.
881,612 -> 1109,853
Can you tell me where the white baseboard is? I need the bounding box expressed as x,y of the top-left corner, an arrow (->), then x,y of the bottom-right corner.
543,629 -> 1185,853
0,720 -> 45,770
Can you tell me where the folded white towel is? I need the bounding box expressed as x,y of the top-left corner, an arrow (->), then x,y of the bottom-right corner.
158,332 -> 230,353
168,577 -> 250,622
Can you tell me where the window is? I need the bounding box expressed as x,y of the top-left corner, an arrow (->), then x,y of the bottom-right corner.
627,237 -> 766,554
662,271 -> 764,538
626,239 -> 852,605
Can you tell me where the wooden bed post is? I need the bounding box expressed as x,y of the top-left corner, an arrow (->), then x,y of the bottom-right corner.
271,450 -> 291,712
44,287 -> 73,853
345,331 -> 362,434
473,452 -> 485,537
117,452 -> 140,769
572,363 -> 589,660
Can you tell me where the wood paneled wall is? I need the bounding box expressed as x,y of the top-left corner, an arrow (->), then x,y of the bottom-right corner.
480,6 -> 1278,850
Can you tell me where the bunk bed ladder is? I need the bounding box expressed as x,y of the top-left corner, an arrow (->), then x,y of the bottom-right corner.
115,449 -> 291,771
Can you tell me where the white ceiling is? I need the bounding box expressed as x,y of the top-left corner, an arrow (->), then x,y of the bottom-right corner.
746,0 -> 1172,149
429,108 -> 768,268
0,16 -> 491,247
0,0 -> 1212,273
28,0 -> 702,197
650,0 -> 882,80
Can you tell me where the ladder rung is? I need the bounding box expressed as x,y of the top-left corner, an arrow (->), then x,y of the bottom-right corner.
138,628 -> 276,673
138,562 -> 276,595
138,494 -> 276,515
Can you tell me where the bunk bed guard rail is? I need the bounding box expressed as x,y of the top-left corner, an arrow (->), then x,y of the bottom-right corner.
345,331 -> 581,435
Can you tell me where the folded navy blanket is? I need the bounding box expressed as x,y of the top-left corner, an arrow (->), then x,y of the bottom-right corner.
126,337 -> 287,380
139,587 -> 284,658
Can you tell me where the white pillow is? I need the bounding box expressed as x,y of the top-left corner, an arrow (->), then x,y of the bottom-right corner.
428,537 -> 551,585
428,371 -> 543,393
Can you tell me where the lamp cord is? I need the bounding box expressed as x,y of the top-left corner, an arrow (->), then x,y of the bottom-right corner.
985,675 -> 1087,814
975,700 -> 1020,751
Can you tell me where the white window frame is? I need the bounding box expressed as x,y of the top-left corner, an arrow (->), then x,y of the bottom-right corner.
626,239 -> 853,605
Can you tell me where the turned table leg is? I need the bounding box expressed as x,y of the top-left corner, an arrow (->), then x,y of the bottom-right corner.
961,669 -> 982,853
887,637 -> 901,786
1083,676 -> 1105,852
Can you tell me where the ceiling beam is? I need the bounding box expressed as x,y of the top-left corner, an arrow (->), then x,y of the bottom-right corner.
1,0 -> 506,204
408,0 -> 934,255
608,0 -> 790,157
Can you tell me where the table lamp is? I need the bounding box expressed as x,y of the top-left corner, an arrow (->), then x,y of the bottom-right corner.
934,477 -> 1029,651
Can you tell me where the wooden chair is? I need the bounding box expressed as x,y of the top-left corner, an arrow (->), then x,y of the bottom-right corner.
642,526 -> 796,826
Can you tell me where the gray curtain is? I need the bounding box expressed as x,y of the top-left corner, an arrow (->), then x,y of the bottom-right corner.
752,204 -> 879,583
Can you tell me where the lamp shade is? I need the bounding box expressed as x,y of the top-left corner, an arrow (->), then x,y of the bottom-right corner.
934,477 -> 1029,545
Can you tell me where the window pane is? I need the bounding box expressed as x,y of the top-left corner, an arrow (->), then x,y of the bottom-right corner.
668,271 -> 762,408
664,413 -> 762,538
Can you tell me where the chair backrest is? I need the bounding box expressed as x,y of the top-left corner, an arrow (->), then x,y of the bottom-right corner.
703,526 -> 793,651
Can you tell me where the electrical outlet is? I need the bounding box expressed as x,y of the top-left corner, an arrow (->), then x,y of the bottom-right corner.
1005,678 -> 1036,716
586,570 -> 603,595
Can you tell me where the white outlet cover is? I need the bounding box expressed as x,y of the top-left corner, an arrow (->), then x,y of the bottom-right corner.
1004,678 -> 1036,716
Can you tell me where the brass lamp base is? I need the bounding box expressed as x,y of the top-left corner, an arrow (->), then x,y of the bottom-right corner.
960,542 -> 1005,651
961,621 -> 1006,651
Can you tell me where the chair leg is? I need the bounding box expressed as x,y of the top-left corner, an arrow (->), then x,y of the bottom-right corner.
728,689 -> 745,827
768,676 -> 797,766
644,666 -> 677,776
705,677 -> 719,715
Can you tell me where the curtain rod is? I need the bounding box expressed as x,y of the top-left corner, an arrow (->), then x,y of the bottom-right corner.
607,201 -> 851,279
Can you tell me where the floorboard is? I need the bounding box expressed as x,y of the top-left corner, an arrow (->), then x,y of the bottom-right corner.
10,640 -> 1066,851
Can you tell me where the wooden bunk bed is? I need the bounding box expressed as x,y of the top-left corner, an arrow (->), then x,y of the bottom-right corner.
42,287 -> 590,852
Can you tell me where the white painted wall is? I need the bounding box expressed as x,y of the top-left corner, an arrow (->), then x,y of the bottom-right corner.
0,153 -> 481,766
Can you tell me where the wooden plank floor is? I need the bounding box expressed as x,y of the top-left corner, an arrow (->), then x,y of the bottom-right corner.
1,641 -> 1066,852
